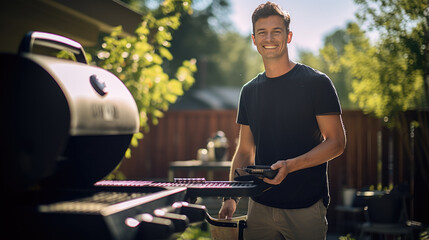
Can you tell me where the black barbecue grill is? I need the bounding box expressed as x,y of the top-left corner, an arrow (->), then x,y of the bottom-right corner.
1,31 -> 261,240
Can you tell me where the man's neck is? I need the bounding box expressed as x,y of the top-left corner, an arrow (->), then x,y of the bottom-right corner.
264,56 -> 296,78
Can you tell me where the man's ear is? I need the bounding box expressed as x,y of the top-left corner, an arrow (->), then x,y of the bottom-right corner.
251,33 -> 256,45
287,31 -> 293,44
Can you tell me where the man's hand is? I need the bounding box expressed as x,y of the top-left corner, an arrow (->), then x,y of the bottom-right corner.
218,199 -> 237,220
263,160 -> 289,185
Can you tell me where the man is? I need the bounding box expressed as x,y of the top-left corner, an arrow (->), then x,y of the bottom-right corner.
218,2 -> 346,240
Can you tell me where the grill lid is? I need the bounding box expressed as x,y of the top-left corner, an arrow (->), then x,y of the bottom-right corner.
1,31 -> 140,190
24,53 -> 139,136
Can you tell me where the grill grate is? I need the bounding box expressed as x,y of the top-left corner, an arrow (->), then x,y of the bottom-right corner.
96,180 -> 256,188
94,179 -> 265,198
38,192 -> 147,214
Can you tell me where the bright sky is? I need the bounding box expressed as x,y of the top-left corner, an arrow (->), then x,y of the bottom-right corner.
229,0 -> 358,59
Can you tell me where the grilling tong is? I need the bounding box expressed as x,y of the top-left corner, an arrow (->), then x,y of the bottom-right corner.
234,165 -> 278,181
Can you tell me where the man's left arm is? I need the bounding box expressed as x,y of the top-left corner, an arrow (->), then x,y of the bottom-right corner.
264,114 -> 346,185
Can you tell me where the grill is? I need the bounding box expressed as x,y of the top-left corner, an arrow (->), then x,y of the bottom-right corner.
1,32 -> 260,239
95,179 -> 266,198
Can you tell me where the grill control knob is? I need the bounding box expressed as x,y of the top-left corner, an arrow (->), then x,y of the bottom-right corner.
90,74 -> 108,96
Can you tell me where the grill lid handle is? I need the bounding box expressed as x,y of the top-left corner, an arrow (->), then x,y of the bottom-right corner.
18,31 -> 88,64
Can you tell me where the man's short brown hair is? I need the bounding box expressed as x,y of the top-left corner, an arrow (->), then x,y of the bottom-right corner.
252,1 -> 291,34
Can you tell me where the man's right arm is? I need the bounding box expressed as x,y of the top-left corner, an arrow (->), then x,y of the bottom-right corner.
218,124 -> 255,220
229,124 -> 255,180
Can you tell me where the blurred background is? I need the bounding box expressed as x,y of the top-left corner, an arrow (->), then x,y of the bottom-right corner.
1,0 -> 428,238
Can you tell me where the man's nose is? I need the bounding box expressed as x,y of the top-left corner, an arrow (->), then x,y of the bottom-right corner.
266,32 -> 274,41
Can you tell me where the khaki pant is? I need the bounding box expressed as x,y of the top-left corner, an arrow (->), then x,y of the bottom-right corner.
244,198 -> 328,240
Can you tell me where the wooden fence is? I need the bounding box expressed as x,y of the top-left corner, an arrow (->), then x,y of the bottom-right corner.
120,110 -> 240,179
118,109 -> 429,228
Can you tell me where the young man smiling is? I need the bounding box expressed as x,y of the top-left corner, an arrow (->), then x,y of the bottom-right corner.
218,2 -> 346,239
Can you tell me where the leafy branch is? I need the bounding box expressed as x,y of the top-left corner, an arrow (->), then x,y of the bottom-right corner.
88,0 -> 197,158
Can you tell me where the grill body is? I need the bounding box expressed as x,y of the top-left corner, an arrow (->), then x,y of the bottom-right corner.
0,31 -> 261,240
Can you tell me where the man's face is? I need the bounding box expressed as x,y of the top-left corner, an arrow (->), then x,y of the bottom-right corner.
252,15 -> 292,60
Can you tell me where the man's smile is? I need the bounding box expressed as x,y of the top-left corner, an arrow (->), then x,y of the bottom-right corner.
263,45 -> 278,49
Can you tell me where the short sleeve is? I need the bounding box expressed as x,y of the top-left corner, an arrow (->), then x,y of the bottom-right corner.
236,86 -> 249,125
313,74 -> 342,115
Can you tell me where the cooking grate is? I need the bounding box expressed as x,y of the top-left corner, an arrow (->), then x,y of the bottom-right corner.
38,192 -> 147,214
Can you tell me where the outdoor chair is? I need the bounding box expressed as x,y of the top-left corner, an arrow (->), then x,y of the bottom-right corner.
359,185 -> 421,240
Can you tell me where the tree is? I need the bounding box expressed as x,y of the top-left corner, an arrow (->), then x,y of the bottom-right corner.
209,32 -> 264,87
168,0 -> 263,88
167,2 -> 222,87
342,23 -> 425,120
308,0 -> 428,217
87,0 -> 197,158
348,0 -> 429,219
351,0 -> 428,118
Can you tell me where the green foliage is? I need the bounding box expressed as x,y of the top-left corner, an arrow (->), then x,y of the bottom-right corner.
168,0 -> 263,87
349,0 -> 429,196
421,228 -> 429,240
88,0 -> 197,142
300,0 -> 428,117
210,32 -> 264,86
350,0 -> 428,123
344,30 -> 425,121
339,233 -> 356,240
176,224 -> 211,240
56,50 -> 77,62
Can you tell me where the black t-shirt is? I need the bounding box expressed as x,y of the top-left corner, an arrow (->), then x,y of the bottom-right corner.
237,63 -> 341,209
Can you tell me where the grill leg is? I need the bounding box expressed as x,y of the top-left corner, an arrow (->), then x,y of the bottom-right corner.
238,220 -> 247,240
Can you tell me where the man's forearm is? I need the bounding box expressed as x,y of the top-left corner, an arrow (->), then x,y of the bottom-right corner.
229,150 -> 254,181
265,137 -> 345,185
265,113 -> 346,185
287,113 -> 346,173
229,124 -> 256,180
287,137 -> 345,173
